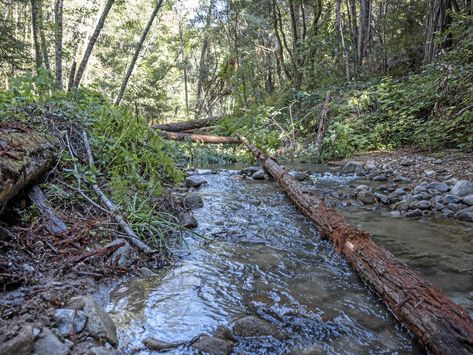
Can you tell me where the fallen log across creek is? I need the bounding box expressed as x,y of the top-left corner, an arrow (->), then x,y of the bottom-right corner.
151,116 -> 222,132
159,131 -> 241,144
238,135 -> 473,354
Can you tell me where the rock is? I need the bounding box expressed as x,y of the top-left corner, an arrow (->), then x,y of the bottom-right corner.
374,192 -> 389,204
357,190 -> 377,204
252,169 -> 266,180
83,297 -> 118,346
180,213 -> 197,228
393,201 -> 409,211
288,170 -> 307,181
33,328 -> 70,355
54,309 -> 87,337
107,239 -> 136,267
0,326 -> 34,355
343,161 -> 365,174
425,182 -> 449,193
377,185 -> 389,192
183,194 -> 204,209
390,211 -> 402,218
454,206 -> 473,222
372,175 -> 388,181
232,316 -> 277,337
434,202 -> 445,210
422,210 -> 432,217
388,188 -> 406,200
450,180 -> 473,196
143,337 -> 179,351
405,209 -> 422,218
90,346 -> 122,355
444,178 -> 459,186
413,184 -> 428,194
192,336 -> 233,355
423,170 -> 437,177
241,166 -> 260,175
432,159 -> 443,165
442,208 -> 454,217
354,185 -> 371,194
400,159 -> 415,166
139,267 -> 157,277
446,203 -> 463,212
409,200 -> 432,210
442,195 -> 462,204
412,192 -> 430,200
393,175 -> 411,183
364,162 -> 377,171
213,326 -> 236,343
463,195 -> 473,206
427,189 -> 441,196
185,177 -> 206,188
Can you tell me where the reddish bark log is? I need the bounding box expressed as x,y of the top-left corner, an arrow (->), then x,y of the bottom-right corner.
151,116 -> 222,132
239,135 -> 473,355
160,131 -> 241,144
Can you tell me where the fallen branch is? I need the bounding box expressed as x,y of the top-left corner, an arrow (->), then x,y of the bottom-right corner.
239,135 -> 473,354
81,131 -> 153,254
151,116 -> 222,132
160,131 -> 240,144
28,185 -> 68,235
70,240 -> 125,263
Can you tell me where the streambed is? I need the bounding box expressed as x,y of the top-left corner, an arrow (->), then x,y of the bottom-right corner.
107,166 -> 473,354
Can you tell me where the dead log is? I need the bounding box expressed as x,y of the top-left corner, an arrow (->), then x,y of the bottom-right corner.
314,91 -> 331,158
239,135 -> 473,354
151,116 -> 222,132
160,131 -> 241,144
28,185 -> 68,235
0,122 -> 58,213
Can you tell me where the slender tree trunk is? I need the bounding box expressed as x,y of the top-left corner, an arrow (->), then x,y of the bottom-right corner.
73,0 -> 115,88
424,0 -> 452,64
179,23 -> 189,114
67,61 -> 76,91
54,0 -> 63,89
31,0 -> 43,72
314,92 -> 331,158
38,0 -> 50,72
114,0 -> 163,105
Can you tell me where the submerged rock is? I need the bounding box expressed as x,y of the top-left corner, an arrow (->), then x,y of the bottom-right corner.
33,328 -> 70,355
192,335 -> 233,355
232,316 -> 277,337
143,337 -> 179,351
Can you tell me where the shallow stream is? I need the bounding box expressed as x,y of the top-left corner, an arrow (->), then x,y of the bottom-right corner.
107,166 -> 473,354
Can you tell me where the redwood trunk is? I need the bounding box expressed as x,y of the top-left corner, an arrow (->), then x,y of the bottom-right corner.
160,132 -> 240,144
151,116 -> 222,132
239,136 -> 473,354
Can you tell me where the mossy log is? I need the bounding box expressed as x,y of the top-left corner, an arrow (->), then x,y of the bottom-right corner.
160,131 -> 241,144
0,122 -> 58,213
151,116 -> 222,132
239,135 -> 473,354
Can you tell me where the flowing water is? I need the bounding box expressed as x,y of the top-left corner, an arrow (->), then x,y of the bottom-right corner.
107,166 -> 473,354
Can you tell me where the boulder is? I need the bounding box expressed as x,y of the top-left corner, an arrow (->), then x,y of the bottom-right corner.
354,185 -> 371,194
33,328 -> 70,355
192,336 -> 233,355
412,192 -> 430,200
143,337 -> 179,351
252,169 -> 266,180
434,202 -> 445,210
450,180 -> 473,196
0,326 -> 34,355
342,161 -> 365,174
393,201 -> 409,211
374,192 -> 389,204
425,182 -> 449,193
241,166 -> 260,175
288,170 -> 307,181
387,188 -> 406,201
185,177 -> 206,188
405,209 -> 422,218
442,195 -> 462,204
232,316 -> 277,337
82,297 -> 118,346
400,159 -> 415,166
454,206 -> 473,222
413,184 -> 428,194
357,190 -> 377,204
446,203 -> 463,212
463,195 -> 473,206
183,194 -> 204,209
54,309 -> 87,336
180,213 -> 198,228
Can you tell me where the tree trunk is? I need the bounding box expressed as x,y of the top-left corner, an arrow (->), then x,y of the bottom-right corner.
0,122 -> 58,213
179,23 -> 189,114
151,116 -> 222,132
424,0 -> 452,64
38,0 -> 51,72
314,92 -> 331,157
67,61 -> 76,91
73,0 -> 115,88
240,136 -> 473,355
114,0 -> 164,105
54,0 -> 63,89
31,0 -> 42,72
160,132 -> 240,144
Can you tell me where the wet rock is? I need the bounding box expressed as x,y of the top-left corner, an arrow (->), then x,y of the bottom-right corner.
90,345 -> 122,355
107,239 -> 136,267
54,309 -> 87,336
0,326 -> 34,355
357,190 -> 377,204
241,166 -> 260,175
183,194 -> 204,209
372,175 -> 388,181
393,201 -> 409,211
445,178 -> 459,186
364,162 -> 376,171
446,203 -> 463,212
409,200 -> 431,210
393,175 -> 411,183
451,180 -> 473,196
374,192 -> 389,204
232,316 -> 277,337
454,206 -> 473,222
213,326 -> 236,343
139,267 -> 157,277
252,169 -> 266,180
192,336 -> 233,355
180,213 -> 198,228
390,210 -> 402,218
288,170 -> 307,181
387,188 -> 406,201
342,161 -> 365,174
83,297 -> 118,346
412,192 -> 430,200
143,337 -> 179,351
33,328 -> 70,355
442,195 -> 462,204
425,182 -> 449,193
377,184 -> 389,192
185,177 -> 206,188
463,195 -> 473,206
405,209 -> 422,218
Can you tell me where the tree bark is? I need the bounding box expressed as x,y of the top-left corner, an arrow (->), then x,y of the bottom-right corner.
73,0 -> 115,88
0,122 -> 58,213
31,0 -> 42,72
179,23 -> 189,114
38,0 -> 51,72
239,136 -> 473,355
28,185 -> 67,234
160,132 -> 240,144
54,0 -> 63,89
424,0 -> 452,64
114,0 -> 164,105
151,116 -> 222,132
314,92 -> 331,157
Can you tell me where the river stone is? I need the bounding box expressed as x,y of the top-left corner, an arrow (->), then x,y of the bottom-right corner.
241,166 -> 260,175
394,175 -> 411,183
180,213 -> 197,228
434,202 -> 445,210
185,177 -> 206,188
409,200 -> 431,210
252,169 -> 266,180
232,316 -> 277,337
405,209 -> 422,218
192,335 -> 233,355
442,195 -> 462,204
393,200 -> 409,211
107,239 -> 136,267
54,309 -> 87,336
372,175 -> 388,181
354,185 -> 371,194
450,180 -> 473,196
83,297 -> 118,346
463,195 -> 473,206
388,188 -> 406,201
413,184 -> 428,194
288,170 -> 307,181
33,328 -> 70,355
446,203 -> 463,212
0,326 -> 34,355
213,326 -> 236,342
400,159 -> 415,166
90,346 -> 122,355
139,267 -> 157,277
432,159 -> 443,164
343,161 -> 365,174
454,206 -> 473,222
374,192 -> 389,204
183,194 -> 204,209
357,190 -> 377,204
390,210 -> 402,218
143,337 -> 179,351
412,192 -> 430,200
426,182 -> 449,193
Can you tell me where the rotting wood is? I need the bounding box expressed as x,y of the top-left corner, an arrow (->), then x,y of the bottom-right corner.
239,135 -> 473,355
81,130 -> 153,254
28,185 -> 68,235
151,116 -> 222,132
0,122 -> 58,213
160,131 -> 241,144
